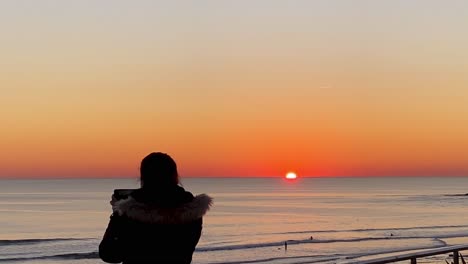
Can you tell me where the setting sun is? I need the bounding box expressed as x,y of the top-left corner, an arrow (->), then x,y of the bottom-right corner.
285,172 -> 297,179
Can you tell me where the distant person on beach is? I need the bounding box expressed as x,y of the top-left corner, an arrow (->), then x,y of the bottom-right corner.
99,152 -> 212,264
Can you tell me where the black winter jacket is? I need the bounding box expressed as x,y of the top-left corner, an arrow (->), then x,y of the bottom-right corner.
99,186 -> 212,264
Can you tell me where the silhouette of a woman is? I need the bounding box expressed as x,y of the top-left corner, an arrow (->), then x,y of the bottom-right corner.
99,152 -> 212,264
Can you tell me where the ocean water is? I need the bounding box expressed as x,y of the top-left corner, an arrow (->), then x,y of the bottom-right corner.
1,177 -> 468,264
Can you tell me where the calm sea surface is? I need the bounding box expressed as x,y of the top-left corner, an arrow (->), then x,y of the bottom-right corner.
1,177 -> 468,264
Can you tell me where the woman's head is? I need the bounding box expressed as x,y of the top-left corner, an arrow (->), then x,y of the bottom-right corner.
140,152 -> 179,189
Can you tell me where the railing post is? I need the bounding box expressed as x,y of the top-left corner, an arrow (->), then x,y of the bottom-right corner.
410,257 -> 417,264
454,250 -> 459,264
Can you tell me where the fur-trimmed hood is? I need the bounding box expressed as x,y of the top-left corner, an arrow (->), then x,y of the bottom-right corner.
112,193 -> 213,224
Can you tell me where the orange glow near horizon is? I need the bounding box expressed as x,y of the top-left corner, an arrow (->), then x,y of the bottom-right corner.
1,2 -> 468,178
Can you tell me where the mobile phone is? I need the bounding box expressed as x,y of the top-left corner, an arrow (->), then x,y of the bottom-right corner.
113,189 -> 135,200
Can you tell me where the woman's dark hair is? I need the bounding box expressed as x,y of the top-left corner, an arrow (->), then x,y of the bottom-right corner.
140,152 -> 179,190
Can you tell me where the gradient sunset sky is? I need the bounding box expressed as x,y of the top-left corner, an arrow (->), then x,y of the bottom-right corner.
1,1 -> 468,178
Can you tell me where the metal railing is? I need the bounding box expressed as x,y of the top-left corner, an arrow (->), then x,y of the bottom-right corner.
345,244 -> 468,264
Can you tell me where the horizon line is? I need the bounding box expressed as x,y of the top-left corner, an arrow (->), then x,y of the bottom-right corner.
1,175 -> 468,180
